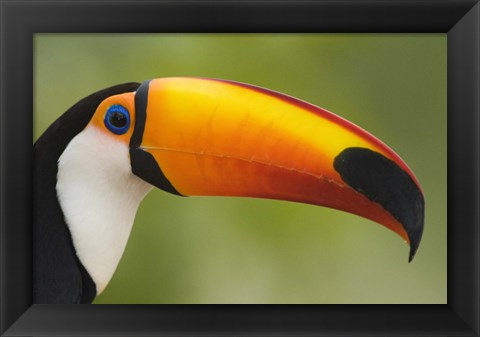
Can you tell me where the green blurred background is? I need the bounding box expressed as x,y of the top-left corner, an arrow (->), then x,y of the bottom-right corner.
34,34 -> 446,304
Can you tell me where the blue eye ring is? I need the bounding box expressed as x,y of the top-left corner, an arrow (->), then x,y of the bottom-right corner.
104,104 -> 130,135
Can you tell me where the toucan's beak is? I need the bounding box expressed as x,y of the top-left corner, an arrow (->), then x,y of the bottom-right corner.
129,77 -> 424,261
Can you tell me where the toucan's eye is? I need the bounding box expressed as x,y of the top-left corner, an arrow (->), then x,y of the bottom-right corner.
104,105 -> 130,135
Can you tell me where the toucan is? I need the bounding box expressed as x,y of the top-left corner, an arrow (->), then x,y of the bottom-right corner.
33,77 -> 424,304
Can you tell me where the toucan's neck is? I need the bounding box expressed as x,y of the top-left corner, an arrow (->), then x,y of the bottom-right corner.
33,105 -> 99,304
33,82 -> 140,303
56,125 -> 152,294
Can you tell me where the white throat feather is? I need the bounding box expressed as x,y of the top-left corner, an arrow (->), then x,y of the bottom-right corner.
56,125 -> 152,294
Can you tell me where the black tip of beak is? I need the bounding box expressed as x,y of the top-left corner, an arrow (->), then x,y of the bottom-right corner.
334,147 -> 424,262
407,197 -> 424,263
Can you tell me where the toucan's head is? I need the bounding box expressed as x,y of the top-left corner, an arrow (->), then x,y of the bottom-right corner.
54,77 -> 423,296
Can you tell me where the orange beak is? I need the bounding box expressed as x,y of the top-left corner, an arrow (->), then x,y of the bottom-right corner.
129,77 -> 424,261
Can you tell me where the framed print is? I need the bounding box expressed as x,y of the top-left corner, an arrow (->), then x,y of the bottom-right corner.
32,33 -> 445,306
1,0 -> 479,336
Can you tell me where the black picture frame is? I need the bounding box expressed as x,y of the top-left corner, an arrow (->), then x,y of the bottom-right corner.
1,0 -> 479,336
